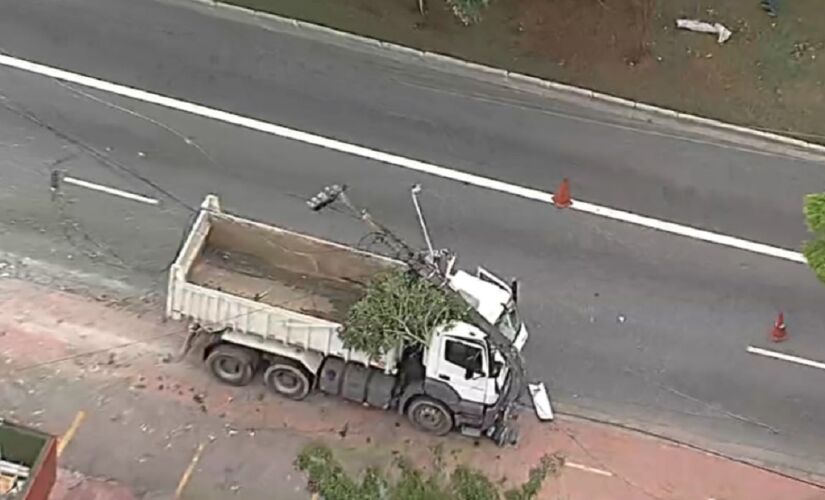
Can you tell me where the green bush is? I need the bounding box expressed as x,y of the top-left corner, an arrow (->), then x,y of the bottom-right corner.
445,0 -> 491,25
804,193 -> 825,283
342,270 -> 469,359
295,443 -> 563,500
805,193 -> 825,235
804,239 -> 825,284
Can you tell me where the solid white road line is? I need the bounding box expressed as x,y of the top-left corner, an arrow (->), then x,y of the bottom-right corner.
746,346 -> 825,371
565,461 -> 614,477
0,53 -> 807,264
63,176 -> 160,205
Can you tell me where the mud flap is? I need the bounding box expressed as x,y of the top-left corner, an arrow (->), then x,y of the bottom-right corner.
528,382 -> 554,421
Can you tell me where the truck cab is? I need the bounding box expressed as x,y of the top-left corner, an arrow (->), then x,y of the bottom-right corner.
429,267 -> 527,404
400,266 -> 528,443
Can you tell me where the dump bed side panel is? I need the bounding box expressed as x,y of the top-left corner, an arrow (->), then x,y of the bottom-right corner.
168,279 -> 395,370
167,207 -> 211,319
167,198 -> 397,371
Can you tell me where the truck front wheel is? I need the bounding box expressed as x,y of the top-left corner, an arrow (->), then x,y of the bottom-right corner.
406,397 -> 454,436
264,364 -> 312,401
205,344 -> 257,386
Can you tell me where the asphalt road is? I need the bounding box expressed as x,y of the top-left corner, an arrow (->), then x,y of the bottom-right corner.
1,0 -> 825,481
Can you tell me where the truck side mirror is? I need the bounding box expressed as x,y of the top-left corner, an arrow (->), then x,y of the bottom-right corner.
465,367 -> 475,380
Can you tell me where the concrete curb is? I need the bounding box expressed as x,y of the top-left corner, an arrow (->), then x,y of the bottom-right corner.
189,0 -> 825,157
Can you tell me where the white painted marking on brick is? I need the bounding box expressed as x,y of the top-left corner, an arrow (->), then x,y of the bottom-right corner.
746,346 -> 825,371
565,461 -> 614,477
63,176 -> 159,205
0,53 -> 807,264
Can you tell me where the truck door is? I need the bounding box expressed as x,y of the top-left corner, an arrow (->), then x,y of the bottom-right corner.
434,337 -> 491,405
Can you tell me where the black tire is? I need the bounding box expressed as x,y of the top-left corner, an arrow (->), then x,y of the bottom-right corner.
205,344 -> 256,386
264,363 -> 312,401
341,363 -> 370,404
318,357 -> 345,397
406,397 -> 454,436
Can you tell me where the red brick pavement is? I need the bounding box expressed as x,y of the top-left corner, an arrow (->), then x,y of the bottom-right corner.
1,280 -> 823,500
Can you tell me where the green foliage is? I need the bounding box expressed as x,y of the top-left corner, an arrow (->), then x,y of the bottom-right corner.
503,454 -> 563,500
343,269 -> 469,359
392,457 -> 451,500
805,193 -> 825,235
449,466 -> 498,500
445,0 -> 491,26
296,443 -> 562,500
295,444 -> 388,500
804,193 -> 825,284
804,239 -> 825,284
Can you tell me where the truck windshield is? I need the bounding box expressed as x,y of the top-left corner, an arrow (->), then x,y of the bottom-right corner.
495,303 -> 521,342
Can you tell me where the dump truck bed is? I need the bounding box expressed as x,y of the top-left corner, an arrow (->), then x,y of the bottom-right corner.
167,196 -> 402,371
186,214 -> 392,323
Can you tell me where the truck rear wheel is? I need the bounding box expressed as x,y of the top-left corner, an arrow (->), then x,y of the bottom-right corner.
406,397 -> 454,436
264,363 -> 312,401
205,344 -> 257,386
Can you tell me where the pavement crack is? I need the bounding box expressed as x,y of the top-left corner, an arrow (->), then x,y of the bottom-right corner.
50,152 -> 80,168
54,80 -> 225,175
0,91 -> 182,282
53,191 -> 132,270
614,359 -> 782,435
0,90 -> 195,213
391,76 -> 816,164
659,384 -> 781,435
0,97 -> 131,269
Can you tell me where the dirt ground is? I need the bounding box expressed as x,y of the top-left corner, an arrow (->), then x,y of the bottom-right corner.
2,279 -> 824,499
228,0 -> 825,143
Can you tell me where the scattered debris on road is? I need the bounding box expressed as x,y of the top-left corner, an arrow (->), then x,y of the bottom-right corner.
676,19 -> 733,44
760,0 -> 778,17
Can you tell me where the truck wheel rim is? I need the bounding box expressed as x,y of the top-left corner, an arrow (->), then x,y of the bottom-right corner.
415,405 -> 446,431
274,372 -> 301,393
215,357 -> 243,379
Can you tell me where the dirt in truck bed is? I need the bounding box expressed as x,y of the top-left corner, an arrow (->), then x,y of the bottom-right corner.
186,215 -> 398,323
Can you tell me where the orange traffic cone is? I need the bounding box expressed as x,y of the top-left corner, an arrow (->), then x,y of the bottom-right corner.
553,178 -> 572,209
770,312 -> 787,343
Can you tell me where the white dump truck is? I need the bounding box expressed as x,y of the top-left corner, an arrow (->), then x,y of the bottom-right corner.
168,194 -> 544,445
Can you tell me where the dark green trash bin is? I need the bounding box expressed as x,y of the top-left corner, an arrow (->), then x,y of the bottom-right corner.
0,420 -> 58,500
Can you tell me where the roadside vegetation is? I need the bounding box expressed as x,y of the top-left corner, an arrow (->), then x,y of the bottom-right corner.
804,193 -> 825,283
295,443 -> 563,500
223,0 -> 825,144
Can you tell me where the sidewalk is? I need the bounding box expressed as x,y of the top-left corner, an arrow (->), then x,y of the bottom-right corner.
1,278 -> 823,500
